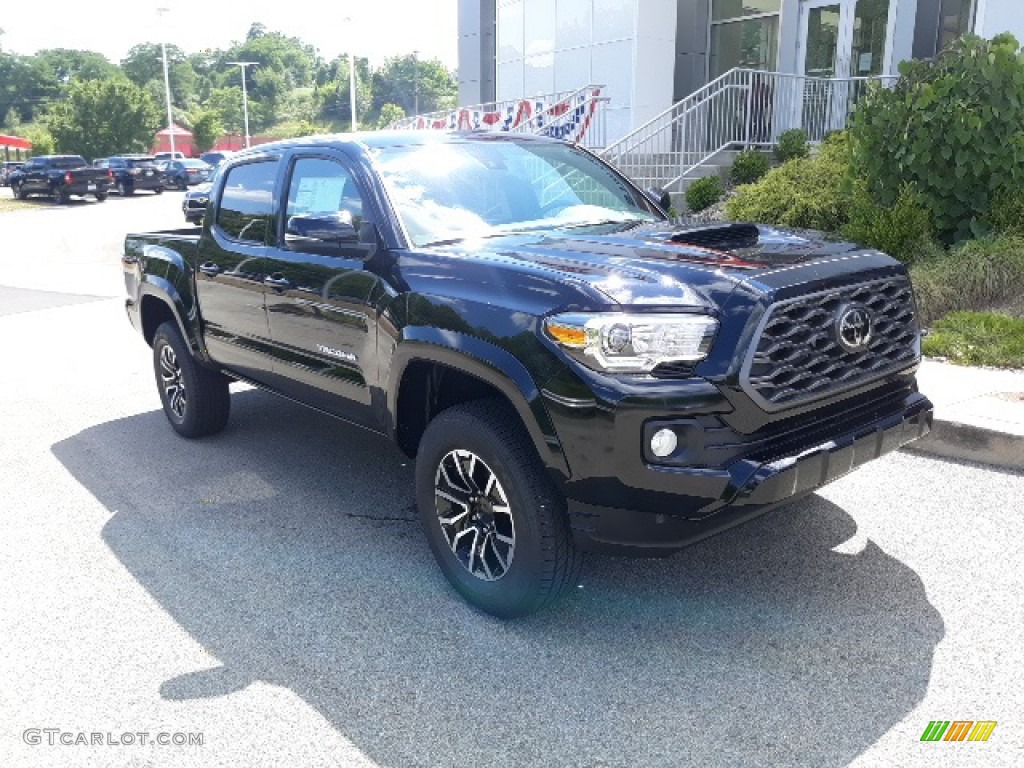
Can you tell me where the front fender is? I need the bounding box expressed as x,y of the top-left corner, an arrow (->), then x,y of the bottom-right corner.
388,327 -> 571,479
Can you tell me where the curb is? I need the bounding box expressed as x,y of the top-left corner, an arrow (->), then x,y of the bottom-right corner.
903,417 -> 1024,472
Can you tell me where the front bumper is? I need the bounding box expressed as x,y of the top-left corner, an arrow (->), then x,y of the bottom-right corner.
566,392 -> 932,555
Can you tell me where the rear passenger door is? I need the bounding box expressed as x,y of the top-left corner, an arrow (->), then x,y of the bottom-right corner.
194,156 -> 280,383
261,152 -> 382,426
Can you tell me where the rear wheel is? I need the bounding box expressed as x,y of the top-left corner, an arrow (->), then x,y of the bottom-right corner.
415,398 -> 582,618
154,186 -> 163,195
117,181 -> 132,196
94,192 -> 108,202
152,321 -> 231,438
13,182 -> 26,200
51,186 -> 69,204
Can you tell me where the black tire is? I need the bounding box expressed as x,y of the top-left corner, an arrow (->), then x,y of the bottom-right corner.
117,181 -> 132,196
13,182 -> 27,200
415,398 -> 582,618
154,186 -> 163,195
94,192 -> 108,202
51,186 -> 69,205
152,321 -> 230,438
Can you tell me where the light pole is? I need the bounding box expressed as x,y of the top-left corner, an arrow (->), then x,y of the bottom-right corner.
343,16 -> 357,131
156,7 -> 175,156
413,50 -> 419,116
227,61 -> 257,148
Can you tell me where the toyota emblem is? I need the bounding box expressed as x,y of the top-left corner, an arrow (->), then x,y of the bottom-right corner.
836,305 -> 872,352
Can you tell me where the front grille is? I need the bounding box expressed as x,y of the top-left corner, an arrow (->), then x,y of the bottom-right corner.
740,277 -> 919,410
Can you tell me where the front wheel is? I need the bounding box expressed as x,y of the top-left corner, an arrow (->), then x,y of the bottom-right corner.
415,398 -> 582,618
152,321 -> 230,438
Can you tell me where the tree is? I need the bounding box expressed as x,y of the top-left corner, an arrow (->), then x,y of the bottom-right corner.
0,53 -> 59,124
371,55 -> 457,117
24,124 -> 56,156
120,43 -> 198,108
190,109 -> 223,153
376,103 -> 406,129
851,33 -> 1024,241
35,49 -> 118,83
46,79 -> 160,159
205,87 -> 245,134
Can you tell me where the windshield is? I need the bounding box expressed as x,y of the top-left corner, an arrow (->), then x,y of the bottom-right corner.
51,156 -> 86,169
371,140 -> 662,247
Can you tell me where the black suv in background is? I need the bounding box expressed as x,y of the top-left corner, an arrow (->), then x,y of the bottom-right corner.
0,161 -> 25,186
94,155 -> 164,196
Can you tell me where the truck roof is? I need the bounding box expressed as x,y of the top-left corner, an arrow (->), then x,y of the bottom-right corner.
229,130 -> 564,159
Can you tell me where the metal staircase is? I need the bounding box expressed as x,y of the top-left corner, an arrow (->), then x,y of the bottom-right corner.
599,67 -> 897,193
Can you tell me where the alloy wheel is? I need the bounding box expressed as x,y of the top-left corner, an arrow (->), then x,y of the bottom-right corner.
434,449 -> 515,581
159,343 -> 187,419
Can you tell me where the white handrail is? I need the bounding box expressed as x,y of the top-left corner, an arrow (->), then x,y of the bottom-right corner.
600,68 -> 896,193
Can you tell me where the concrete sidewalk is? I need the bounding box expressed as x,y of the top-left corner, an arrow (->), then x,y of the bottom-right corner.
907,359 -> 1024,471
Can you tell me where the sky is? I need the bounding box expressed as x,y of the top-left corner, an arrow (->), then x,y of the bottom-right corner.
0,0 -> 459,69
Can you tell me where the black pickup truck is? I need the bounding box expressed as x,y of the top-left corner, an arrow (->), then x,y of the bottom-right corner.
10,155 -> 112,203
122,132 -> 933,617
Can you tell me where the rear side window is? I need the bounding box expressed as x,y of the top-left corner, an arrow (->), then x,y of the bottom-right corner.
217,160 -> 279,244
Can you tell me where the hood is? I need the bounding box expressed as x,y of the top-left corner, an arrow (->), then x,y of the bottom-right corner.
430,221 -> 873,308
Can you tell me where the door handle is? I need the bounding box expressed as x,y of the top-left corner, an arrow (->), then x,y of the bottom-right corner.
264,274 -> 291,290
198,262 -> 222,276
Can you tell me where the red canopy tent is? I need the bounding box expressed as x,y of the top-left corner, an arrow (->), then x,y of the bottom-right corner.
152,124 -> 195,157
0,134 -> 33,160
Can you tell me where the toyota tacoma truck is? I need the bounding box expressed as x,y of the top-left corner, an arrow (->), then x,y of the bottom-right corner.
122,132 -> 933,617
11,155 -> 113,203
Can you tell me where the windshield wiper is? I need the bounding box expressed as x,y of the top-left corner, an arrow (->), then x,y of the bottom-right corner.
554,218 -> 645,232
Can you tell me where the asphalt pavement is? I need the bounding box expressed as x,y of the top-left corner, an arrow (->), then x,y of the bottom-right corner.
0,191 -> 1021,767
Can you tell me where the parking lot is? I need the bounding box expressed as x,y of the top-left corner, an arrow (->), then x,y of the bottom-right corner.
1,190 -> 1022,767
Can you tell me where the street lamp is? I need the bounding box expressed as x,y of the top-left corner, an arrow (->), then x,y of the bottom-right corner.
156,7 -> 175,156
227,61 -> 257,148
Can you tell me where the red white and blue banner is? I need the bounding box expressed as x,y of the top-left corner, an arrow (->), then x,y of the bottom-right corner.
410,89 -> 602,144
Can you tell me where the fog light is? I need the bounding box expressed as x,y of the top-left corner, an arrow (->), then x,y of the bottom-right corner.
650,428 -> 678,458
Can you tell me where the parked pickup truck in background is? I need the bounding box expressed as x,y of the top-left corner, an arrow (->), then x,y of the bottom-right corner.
122,132 -> 933,617
9,155 -> 112,203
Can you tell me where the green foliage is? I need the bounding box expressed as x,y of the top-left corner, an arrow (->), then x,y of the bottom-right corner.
190,109 -> 223,153
377,103 -> 407,129
685,176 -> 724,213
729,149 -> 770,185
775,129 -> 808,163
910,236 -> 1024,325
371,55 -> 457,116
24,124 -> 56,156
922,312 -> 1024,367
851,33 -> 1024,243
45,79 -> 160,159
982,188 -> 1024,237
263,119 -> 324,139
841,183 -> 938,263
34,49 -> 118,83
726,133 -> 850,231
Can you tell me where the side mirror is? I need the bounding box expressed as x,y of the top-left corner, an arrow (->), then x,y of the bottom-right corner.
285,212 -> 359,247
645,186 -> 672,213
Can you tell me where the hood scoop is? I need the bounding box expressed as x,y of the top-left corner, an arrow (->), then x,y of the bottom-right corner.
667,222 -> 760,250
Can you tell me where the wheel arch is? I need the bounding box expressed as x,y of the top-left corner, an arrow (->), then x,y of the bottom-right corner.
388,329 -> 570,481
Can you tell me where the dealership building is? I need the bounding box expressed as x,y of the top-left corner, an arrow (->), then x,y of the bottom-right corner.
458,0 -> 1024,140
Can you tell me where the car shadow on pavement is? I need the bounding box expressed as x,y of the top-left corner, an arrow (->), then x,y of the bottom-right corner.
52,389 -> 944,768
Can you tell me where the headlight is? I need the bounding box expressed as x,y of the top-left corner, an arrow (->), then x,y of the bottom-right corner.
544,312 -> 718,373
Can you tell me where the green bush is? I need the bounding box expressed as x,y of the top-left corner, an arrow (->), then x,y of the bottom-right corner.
983,188 -> 1024,237
851,33 -> 1024,243
726,133 -> 849,231
685,176 -> 724,213
910,236 -> 1024,325
841,183 -> 938,263
730,149 -> 770,185
922,311 -> 1024,367
775,129 -> 808,163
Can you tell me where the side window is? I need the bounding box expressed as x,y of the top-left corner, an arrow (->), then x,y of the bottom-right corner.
217,160 -> 279,244
285,157 -> 365,229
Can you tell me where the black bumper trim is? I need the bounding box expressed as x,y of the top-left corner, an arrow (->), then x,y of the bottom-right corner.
567,396 -> 933,555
